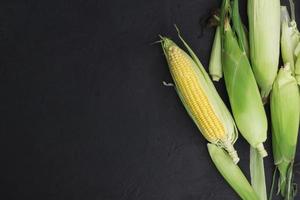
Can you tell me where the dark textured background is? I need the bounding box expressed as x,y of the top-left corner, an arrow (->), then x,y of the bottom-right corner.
0,0 -> 299,199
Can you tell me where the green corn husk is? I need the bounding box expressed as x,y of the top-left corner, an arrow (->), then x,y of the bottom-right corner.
294,42 -> 300,58
221,0 -> 268,158
209,26 -> 223,82
295,55 -> 300,84
221,2 -> 268,199
283,2 -> 300,84
281,6 -> 299,74
231,0 -> 249,58
207,143 -> 259,200
250,147 -> 267,200
248,0 -> 281,100
160,29 -> 239,163
270,64 -> 300,198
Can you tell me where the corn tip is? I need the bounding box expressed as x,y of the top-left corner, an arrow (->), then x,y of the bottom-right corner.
212,75 -> 221,82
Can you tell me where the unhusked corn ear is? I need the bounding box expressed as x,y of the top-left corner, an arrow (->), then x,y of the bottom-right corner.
220,2 -> 267,199
248,0 -> 281,100
222,19 -> 268,158
161,36 -> 239,163
270,64 -> 300,197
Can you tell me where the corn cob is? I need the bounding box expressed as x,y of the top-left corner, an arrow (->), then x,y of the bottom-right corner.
160,34 -> 239,164
208,144 -> 259,200
271,64 -> 300,198
248,0 -> 281,100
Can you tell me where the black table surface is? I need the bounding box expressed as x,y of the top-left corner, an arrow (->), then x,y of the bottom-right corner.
1,0 -> 299,199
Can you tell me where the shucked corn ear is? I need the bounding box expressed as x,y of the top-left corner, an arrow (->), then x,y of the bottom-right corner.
208,144 -> 259,200
248,0 -> 281,100
221,2 -> 268,157
281,6 -> 299,74
271,64 -> 300,198
160,32 -> 239,164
